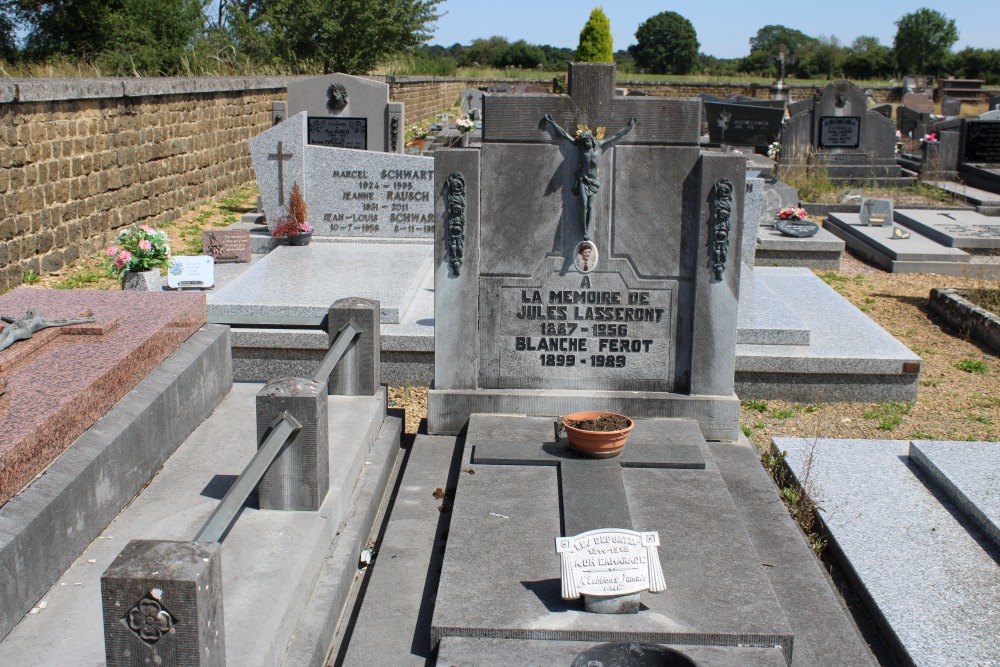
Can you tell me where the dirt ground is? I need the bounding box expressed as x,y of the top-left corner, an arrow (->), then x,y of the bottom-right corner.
391,251 -> 999,444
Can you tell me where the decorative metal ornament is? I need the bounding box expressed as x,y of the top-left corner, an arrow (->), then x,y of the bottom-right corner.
445,172 -> 466,276
326,83 -> 348,112
710,178 -> 734,281
390,117 -> 399,152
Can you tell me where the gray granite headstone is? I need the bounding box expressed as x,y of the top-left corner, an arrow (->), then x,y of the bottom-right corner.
286,73 -> 404,153
249,112 -> 434,238
102,540 -> 224,667
429,62 -> 744,442
942,96 -> 962,117
980,110 -> 1000,121
859,198 -> 893,226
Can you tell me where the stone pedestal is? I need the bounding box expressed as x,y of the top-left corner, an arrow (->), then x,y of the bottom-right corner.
327,297 -> 380,396
256,377 -> 329,511
101,540 -> 224,667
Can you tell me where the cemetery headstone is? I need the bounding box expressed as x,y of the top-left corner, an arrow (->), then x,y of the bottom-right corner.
962,119 -> 1000,164
989,94 -> 1000,111
897,105 -> 935,140
429,62 -> 746,442
779,80 -> 902,183
249,112 -> 434,238
871,104 -> 893,119
285,73 -> 405,154
902,92 -> 934,114
903,75 -> 934,93
860,198 -> 893,226
980,110 -> 1000,121
703,99 -> 785,152
942,96 -> 962,117
460,88 -> 484,120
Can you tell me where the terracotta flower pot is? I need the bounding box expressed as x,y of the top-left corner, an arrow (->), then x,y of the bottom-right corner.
561,411 -> 634,458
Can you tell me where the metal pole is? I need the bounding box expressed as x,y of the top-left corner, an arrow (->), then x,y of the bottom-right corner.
312,320 -> 362,385
194,411 -> 303,543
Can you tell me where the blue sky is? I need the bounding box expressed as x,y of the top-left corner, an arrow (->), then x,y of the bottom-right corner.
427,1 -> 994,59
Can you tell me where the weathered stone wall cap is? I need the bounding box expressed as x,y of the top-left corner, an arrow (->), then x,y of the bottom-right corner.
4,76 -> 294,103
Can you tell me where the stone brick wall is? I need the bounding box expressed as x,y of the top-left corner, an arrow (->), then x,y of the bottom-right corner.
0,77 -> 286,293
0,74 -> 912,294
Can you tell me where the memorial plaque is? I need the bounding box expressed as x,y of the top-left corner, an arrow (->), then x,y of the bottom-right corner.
202,229 -> 251,263
555,529 -> 665,599
496,269 -> 674,384
704,101 -> 784,150
775,219 -> 819,237
860,198 -> 893,227
819,116 -> 861,149
167,256 -> 215,289
307,117 -> 367,150
964,121 -> 1000,164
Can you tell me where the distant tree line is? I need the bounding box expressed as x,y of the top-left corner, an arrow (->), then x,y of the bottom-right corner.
1,3 -> 999,84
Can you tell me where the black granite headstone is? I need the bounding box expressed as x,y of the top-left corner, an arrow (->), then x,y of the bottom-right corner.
963,120 -> 1000,164
704,100 -> 785,150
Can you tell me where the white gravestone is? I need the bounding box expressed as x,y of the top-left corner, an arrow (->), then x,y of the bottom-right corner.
250,112 -> 434,239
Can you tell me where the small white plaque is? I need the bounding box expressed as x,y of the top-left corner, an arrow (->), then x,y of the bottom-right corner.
167,256 -> 215,289
555,528 -> 665,599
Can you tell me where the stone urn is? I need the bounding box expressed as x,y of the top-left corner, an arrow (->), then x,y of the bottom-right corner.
288,231 -> 313,246
561,411 -> 635,458
121,269 -> 162,291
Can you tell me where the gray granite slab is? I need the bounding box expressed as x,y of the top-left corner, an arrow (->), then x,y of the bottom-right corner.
206,243 -> 432,324
754,225 -> 844,270
926,181 -> 1000,207
431,415 -> 794,658
776,437 -> 1000,667
825,212 -> 970,267
738,281 -> 810,346
894,209 -> 1000,249
435,637 -> 789,667
909,440 -> 1000,551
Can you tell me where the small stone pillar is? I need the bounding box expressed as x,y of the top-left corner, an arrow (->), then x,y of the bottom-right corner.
101,540 -> 224,667
386,101 -> 405,153
256,377 -> 329,511
271,100 -> 287,126
326,297 -> 380,396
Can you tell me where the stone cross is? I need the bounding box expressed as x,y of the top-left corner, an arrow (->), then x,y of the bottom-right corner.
268,140 -> 294,206
472,419 -> 706,613
483,62 -> 700,145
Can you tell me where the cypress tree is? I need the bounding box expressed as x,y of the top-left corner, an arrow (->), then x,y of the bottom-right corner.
576,8 -> 613,63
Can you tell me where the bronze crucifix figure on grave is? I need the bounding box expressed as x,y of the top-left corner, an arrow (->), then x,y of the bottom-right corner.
544,114 -> 636,241
0,310 -> 96,353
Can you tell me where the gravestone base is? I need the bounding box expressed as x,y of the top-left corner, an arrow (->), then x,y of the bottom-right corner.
430,415 -> 795,661
427,388 -> 740,442
754,224 -> 845,270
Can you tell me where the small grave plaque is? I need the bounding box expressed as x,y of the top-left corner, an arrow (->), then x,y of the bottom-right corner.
819,116 -> 861,148
860,198 -> 893,226
167,256 -> 215,289
307,117 -> 367,150
202,229 -> 251,263
555,528 -> 665,599
775,219 -> 819,237
964,121 -> 1000,164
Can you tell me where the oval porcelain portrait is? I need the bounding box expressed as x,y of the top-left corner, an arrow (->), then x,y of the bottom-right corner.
573,241 -> 598,273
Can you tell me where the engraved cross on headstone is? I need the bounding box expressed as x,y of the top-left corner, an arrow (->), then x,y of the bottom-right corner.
472,418 -> 706,613
268,140 -> 294,206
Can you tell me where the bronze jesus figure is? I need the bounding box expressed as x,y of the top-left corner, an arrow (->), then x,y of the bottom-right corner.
543,114 -> 637,240
0,309 -> 96,353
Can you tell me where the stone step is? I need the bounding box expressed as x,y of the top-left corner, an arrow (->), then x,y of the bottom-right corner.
776,437 -> 1000,667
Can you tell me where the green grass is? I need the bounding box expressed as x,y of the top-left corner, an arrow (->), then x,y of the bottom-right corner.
22,268 -> 41,284
910,431 -> 935,440
920,378 -> 941,387
955,358 -> 988,374
803,403 -> 827,414
966,414 -> 995,425
741,424 -> 753,437
862,402 -> 913,431
742,399 -> 768,413
53,270 -> 105,289
769,407 -> 797,420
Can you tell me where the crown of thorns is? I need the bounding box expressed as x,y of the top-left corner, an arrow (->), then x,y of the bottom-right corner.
575,125 -> 605,140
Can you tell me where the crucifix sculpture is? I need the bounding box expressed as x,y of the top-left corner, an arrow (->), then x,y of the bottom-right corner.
0,310 -> 96,353
543,114 -> 637,241
268,141 -> 294,206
